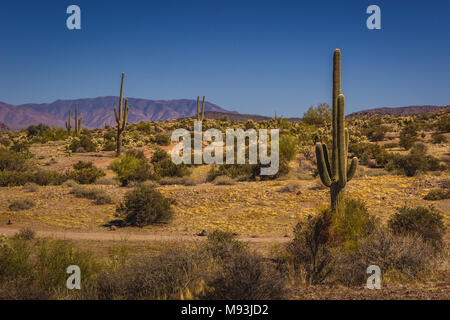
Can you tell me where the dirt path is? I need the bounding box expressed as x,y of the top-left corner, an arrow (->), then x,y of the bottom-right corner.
0,226 -> 291,243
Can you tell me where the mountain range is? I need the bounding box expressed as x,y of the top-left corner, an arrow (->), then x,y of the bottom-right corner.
0,97 -> 233,130
0,97 -> 447,131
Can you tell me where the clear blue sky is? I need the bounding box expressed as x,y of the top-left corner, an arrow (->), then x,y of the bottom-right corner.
0,0 -> 449,116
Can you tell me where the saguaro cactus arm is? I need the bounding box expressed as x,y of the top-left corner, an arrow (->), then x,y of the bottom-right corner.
315,143 -> 332,187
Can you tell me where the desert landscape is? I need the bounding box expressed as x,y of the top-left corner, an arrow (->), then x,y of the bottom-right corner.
0,60 -> 448,299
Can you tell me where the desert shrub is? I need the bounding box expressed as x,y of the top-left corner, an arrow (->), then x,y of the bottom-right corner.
23,182 -> 39,192
26,123 -> 50,138
9,199 -> 36,211
110,151 -> 154,186
40,127 -> 68,142
213,175 -> 236,185
302,103 -> 331,126
102,140 -> 116,151
331,199 -> 376,251
0,277 -> 50,300
68,135 -> 97,153
33,170 -> 67,185
332,229 -> 436,286
70,185 -> 113,205
386,143 -> 443,176
424,188 -> 450,200
0,147 -> 28,171
151,148 -> 190,179
0,136 -> 11,147
0,170 -> 33,186
435,113 -> 450,132
15,228 -> 36,240
0,237 -> 32,280
399,121 -> 420,150
159,176 -> 196,186
287,207 -> 333,284
95,247 -> 209,299
116,185 -> 173,227
206,164 -> 254,182
203,230 -> 247,260
202,251 -> 287,300
35,239 -> 98,292
388,206 -> 445,249
153,133 -> 170,146
138,180 -> 159,188
278,181 -> 301,193
431,132 -> 447,144
67,161 -> 106,184
279,134 -> 297,161
10,140 -> 33,159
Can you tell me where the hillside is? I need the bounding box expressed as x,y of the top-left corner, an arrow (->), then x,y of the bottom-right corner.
0,97 -> 233,130
348,105 -> 448,118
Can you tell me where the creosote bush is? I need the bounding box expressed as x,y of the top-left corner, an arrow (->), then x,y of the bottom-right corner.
67,161 -> 106,184
110,150 -> 154,186
116,184 -> 174,227
388,206 -> 445,249
9,199 -> 36,211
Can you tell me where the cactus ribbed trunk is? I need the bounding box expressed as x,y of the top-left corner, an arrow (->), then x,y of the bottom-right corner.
315,49 -> 358,211
114,72 -> 129,157
201,96 -> 205,121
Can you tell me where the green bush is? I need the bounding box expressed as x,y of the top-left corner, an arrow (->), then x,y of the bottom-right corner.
116,185 -> 174,227
386,143 -> 442,176
67,161 -> 106,184
302,103 -> 331,126
399,121 -> 420,150
33,170 -> 67,186
388,206 -> 445,249
26,124 -> 50,138
153,133 -> 170,146
0,147 -> 29,171
9,199 -> 36,211
0,170 -> 33,186
331,199 -> 376,251
110,151 -> 154,186
151,148 -> 189,179
68,135 -> 97,153
35,239 -> 98,291
279,135 -> 297,161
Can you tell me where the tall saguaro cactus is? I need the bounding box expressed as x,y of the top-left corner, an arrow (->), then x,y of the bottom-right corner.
196,96 -> 206,121
315,49 -> 358,209
74,104 -> 82,135
114,72 -> 129,156
66,105 -> 82,135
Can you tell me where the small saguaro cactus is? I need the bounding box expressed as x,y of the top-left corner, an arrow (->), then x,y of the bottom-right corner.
65,110 -> 72,134
196,96 -> 206,121
315,49 -> 358,210
114,72 -> 129,156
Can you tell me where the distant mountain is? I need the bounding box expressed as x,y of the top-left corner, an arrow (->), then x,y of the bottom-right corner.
348,105 -> 448,118
0,97 -> 234,130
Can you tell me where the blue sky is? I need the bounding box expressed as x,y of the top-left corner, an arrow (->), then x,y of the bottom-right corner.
0,0 -> 449,116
